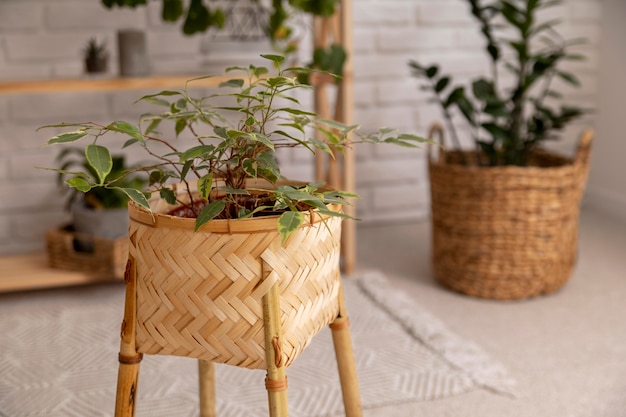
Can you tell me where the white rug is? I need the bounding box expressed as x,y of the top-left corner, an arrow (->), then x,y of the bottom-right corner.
0,271 -> 516,417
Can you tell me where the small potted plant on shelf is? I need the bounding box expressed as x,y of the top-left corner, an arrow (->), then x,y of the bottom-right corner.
40,55 -> 430,393
409,0 -> 593,300
83,37 -> 109,74
55,148 -> 147,240
44,148 -> 147,278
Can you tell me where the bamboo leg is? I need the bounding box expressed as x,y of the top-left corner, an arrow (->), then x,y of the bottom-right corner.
115,257 -> 143,417
330,283 -> 362,417
198,360 -> 217,417
262,261 -> 289,417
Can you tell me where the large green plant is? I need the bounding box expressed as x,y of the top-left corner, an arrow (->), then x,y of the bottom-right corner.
409,0 -> 586,166
42,55 -> 429,242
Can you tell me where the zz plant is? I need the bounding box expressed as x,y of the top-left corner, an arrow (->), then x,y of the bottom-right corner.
409,0 -> 586,166
42,55 -> 429,242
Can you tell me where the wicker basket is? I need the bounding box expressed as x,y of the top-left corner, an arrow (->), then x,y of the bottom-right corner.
428,125 -> 593,300
46,226 -> 128,279
128,179 -> 343,369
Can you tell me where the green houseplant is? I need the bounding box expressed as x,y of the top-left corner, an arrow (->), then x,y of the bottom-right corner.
54,148 -> 147,240
41,55 -> 429,417
43,54 -> 428,241
408,0 -> 594,300
43,149 -> 147,278
83,37 -> 109,74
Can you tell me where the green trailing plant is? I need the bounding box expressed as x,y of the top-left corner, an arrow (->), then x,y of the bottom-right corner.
54,148 -> 147,210
41,55 -> 430,242
409,0 -> 586,166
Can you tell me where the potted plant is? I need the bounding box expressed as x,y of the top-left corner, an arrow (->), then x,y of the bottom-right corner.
54,148 -> 147,240
41,54 -> 429,416
43,149 -> 147,278
409,0 -> 593,300
83,37 -> 109,74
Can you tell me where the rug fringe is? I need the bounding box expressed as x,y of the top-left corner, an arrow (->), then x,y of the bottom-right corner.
352,270 -> 518,397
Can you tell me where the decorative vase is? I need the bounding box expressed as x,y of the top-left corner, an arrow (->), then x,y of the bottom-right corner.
117,29 -> 149,77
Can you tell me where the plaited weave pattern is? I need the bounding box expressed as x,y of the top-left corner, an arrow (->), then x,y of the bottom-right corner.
128,193 -> 343,369
429,131 -> 593,300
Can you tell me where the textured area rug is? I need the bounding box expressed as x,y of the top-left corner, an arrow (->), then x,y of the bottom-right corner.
0,271 -> 516,417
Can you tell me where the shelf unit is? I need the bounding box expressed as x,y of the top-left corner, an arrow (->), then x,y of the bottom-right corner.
0,74 -> 232,94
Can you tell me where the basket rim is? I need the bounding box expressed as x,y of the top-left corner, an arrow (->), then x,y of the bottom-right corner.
129,179 -> 344,233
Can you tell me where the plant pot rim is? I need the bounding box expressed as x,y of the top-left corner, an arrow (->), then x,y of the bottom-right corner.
128,178 -> 343,234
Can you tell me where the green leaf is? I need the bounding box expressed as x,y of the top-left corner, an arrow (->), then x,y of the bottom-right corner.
66,177 -> 92,192
472,78 -> 495,101
248,132 -> 275,150
557,71 -> 580,87
162,0 -> 183,21
253,66 -> 269,77
219,79 -> 245,88
106,121 -> 144,141
435,77 -> 450,93
159,188 -> 177,205
198,174 -> 213,200
221,186 -> 250,195
175,118 -> 187,136
309,137 -> 333,155
47,130 -> 88,145
194,200 -> 226,232
242,158 -> 258,177
180,160 -> 193,180
118,187 -> 150,211
179,145 -> 216,161
278,211 -> 304,244
85,144 -> 112,185
138,90 -> 182,102
425,65 -> 439,78
261,54 -> 286,66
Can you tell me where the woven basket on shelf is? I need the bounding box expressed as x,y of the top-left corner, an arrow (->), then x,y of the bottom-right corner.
428,125 -> 594,300
127,179 -> 343,369
46,226 -> 128,279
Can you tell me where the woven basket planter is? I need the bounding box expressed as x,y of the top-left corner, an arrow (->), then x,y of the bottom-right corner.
46,226 -> 128,279
127,179 -> 343,369
428,126 -> 593,300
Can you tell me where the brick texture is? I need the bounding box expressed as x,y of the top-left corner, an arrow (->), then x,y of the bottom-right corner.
0,0 -> 603,255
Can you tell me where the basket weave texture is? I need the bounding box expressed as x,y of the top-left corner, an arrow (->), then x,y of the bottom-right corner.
46,226 -> 128,279
428,128 -> 593,300
129,183 -> 343,369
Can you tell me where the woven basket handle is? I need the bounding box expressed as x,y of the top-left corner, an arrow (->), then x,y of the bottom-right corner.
574,129 -> 594,166
427,122 -> 446,163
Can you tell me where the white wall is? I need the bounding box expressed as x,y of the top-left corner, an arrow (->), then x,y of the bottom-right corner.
584,0 -> 626,222
0,0 -> 604,255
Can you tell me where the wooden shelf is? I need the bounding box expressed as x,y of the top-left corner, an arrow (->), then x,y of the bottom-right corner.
0,252 -> 120,293
0,74 -> 232,95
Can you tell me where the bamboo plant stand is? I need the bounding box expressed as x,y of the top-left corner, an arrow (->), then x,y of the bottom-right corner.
115,257 -> 362,417
113,182 -> 362,417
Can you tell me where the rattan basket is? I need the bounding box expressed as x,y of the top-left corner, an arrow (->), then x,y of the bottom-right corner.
428,125 -> 593,300
128,179 -> 343,369
46,226 -> 128,279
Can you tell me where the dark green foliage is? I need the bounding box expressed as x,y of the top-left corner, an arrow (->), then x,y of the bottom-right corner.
409,0 -> 586,166
101,0 -> 339,39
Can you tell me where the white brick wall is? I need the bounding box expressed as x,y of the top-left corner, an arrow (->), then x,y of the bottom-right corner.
0,0 -> 602,255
